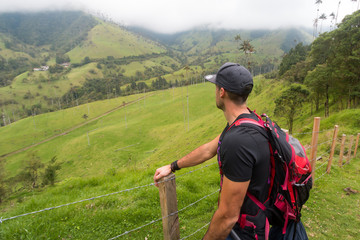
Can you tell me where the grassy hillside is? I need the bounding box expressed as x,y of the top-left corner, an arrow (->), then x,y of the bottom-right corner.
0,63 -> 103,118
0,34 -> 36,61
0,77 -> 359,239
132,27 -> 312,68
67,22 -> 166,63
0,12 -> 182,122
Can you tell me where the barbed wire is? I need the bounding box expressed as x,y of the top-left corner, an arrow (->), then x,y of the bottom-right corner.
0,161 -> 217,223
316,148 -> 332,160
292,128 -> 334,136
175,161 -> 217,179
114,142 -> 140,152
108,189 -> 219,239
180,222 -> 210,240
305,139 -> 334,150
0,182 -> 156,223
315,170 -> 328,181
317,139 -> 334,146
315,158 -> 330,171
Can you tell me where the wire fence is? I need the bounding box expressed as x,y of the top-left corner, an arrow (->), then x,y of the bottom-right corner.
180,222 -> 210,240
291,128 -> 334,136
0,161 -> 217,224
304,139 -> 335,150
108,189 -> 218,240
1,123 -> 359,239
0,182 -> 155,223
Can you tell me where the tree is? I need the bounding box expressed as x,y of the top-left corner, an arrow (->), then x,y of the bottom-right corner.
239,40 -> 255,70
335,0 -> 342,25
42,156 -> 61,186
314,0 -> 323,38
234,35 -> 242,63
302,10 -> 360,112
55,53 -> 70,64
234,34 -> 255,70
304,64 -> 330,116
49,64 -> 64,74
329,12 -> 336,30
83,56 -> 91,64
274,84 -> 309,134
18,152 -> 44,189
279,43 -> 310,76
319,13 -> 327,34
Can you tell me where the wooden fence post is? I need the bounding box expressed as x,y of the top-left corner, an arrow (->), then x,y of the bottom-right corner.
326,125 -> 339,173
158,173 -> 180,240
339,134 -> 346,167
354,133 -> 360,158
310,117 -> 321,181
346,135 -> 354,164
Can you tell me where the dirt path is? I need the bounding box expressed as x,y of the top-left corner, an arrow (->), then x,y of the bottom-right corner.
1,94 -> 153,158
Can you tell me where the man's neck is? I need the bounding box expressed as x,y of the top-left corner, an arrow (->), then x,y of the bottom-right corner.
223,103 -> 250,125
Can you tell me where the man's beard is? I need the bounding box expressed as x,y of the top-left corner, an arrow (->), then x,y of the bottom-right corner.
216,100 -> 225,111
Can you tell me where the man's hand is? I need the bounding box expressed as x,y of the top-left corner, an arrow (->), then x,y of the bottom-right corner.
153,164 -> 172,187
153,134 -> 220,187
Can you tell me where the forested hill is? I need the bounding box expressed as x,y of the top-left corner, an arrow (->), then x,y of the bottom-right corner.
130,26 -> 313,60
0,11 -> 97,52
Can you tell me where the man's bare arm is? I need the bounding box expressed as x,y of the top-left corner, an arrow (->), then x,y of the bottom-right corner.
203,176 -> 249,240
153,134 -> 220,184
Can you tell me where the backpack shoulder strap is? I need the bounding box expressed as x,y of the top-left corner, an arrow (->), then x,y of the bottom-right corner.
234,118 -> 269,140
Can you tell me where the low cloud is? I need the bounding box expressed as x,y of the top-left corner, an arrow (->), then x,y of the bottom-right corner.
0,0 -> 357,34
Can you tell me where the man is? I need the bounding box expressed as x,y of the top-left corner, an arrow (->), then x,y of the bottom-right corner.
153,63 -> 270,240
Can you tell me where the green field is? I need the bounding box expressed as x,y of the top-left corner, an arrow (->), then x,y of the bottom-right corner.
0,77 -> 359,239
0,63 -> 103,117
67,22 -> 166,63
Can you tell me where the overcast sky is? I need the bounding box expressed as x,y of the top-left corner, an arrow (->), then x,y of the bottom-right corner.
0,0 -> 358,33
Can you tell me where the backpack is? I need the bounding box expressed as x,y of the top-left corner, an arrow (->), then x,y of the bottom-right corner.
218,111 -> 312,239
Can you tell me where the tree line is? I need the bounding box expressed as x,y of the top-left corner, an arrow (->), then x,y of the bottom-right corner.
273,10 -> 360,133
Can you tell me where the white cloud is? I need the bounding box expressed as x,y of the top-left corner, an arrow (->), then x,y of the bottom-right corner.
0,0 -> 358,33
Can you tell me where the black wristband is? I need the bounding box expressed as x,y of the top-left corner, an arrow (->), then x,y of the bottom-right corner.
171,160 -> 181,172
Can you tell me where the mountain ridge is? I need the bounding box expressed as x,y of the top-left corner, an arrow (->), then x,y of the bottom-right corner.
0,10 -> 313,124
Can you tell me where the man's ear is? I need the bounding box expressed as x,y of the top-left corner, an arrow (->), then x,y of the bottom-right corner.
219,87 -> 226,98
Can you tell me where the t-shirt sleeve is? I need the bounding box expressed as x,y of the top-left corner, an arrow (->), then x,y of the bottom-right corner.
221,131 -> 258,182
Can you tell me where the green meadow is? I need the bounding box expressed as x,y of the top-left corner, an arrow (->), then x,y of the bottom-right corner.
0,78 -> 359,239
0,63 -> 103,118
67,22 -> 165,63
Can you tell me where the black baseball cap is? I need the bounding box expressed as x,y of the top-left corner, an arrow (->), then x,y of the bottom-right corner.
204,62 -> 253,95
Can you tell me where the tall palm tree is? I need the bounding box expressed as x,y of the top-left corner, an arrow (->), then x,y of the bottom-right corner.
313,18 -> 319,39
234,34 -> 242,63
239,40 -> 255,70
329,12 -> 336,30
234,34 -> 241,42
314,0 -> 323,37
315,0 -> 323,18
335,1 -> 341,26
319,13 -> 327,34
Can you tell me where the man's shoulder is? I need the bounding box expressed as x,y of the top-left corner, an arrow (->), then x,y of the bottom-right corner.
222,127 -> 258,147
223,123 -> 268,150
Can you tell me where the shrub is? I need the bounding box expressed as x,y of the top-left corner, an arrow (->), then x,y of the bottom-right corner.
42,156 -> 61,186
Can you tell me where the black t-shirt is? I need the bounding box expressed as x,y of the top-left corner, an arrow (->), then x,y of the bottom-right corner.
218,112 -> 270,239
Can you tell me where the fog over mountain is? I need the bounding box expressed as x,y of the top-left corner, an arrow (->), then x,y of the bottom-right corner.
0,0 -> 358,34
